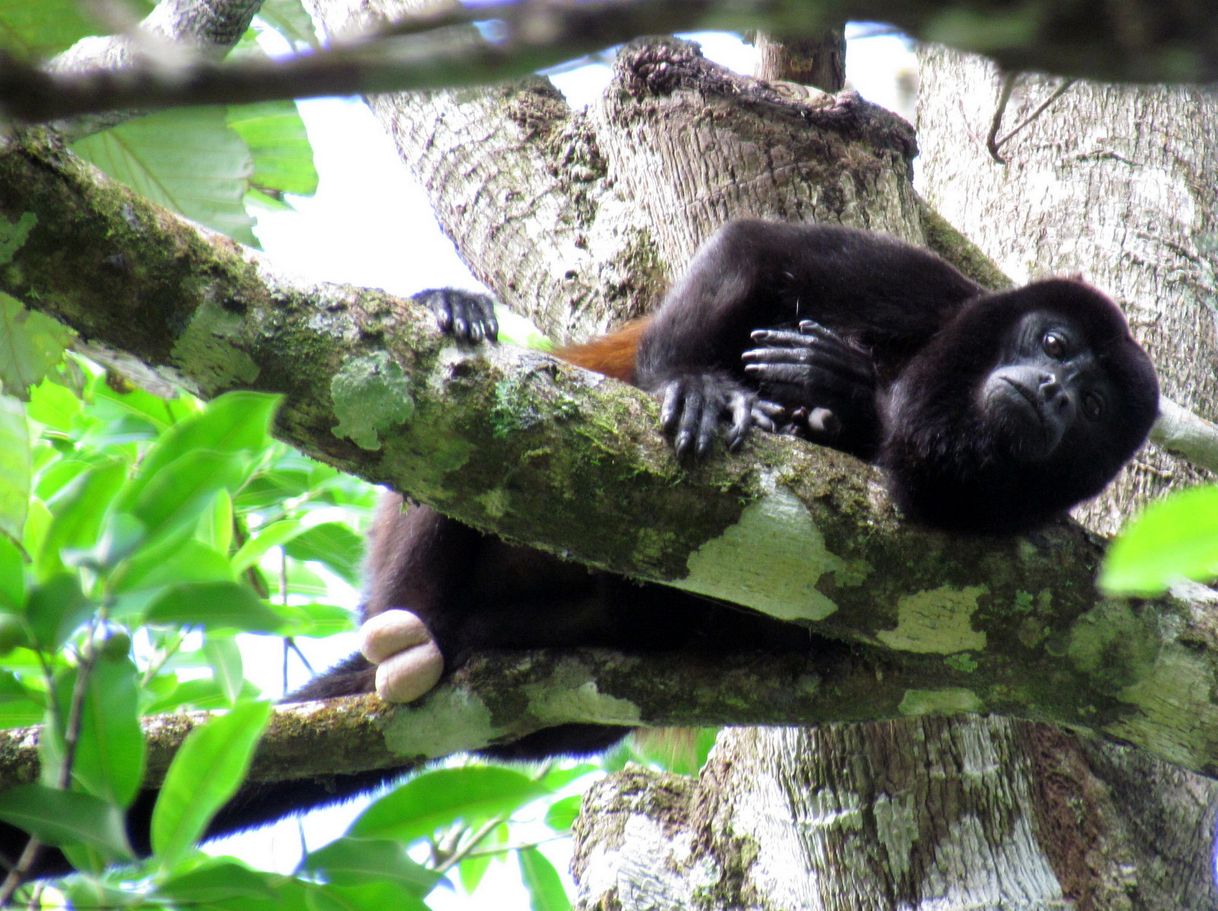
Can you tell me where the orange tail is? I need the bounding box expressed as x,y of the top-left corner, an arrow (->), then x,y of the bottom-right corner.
554,317 -> 650,383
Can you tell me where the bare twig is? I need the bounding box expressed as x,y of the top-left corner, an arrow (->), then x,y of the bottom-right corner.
986,73 -> 1075,163
0,0 -> 709,124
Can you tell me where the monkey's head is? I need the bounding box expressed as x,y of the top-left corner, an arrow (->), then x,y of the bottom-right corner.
881,279 -> 1159,533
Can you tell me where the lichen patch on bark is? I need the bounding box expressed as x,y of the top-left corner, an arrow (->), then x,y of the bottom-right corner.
379,688 -> 496,759
898,688 -> 984,715
877,585 -> 988,653
329,351 -> 416,451
680,485 -> 841,621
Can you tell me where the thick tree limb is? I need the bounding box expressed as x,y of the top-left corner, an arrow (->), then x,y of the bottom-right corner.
3,0 -> 1218,126
5,134 -> 1218,776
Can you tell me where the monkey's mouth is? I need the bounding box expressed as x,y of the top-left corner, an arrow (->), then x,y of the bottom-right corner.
997,377 -> 1056,457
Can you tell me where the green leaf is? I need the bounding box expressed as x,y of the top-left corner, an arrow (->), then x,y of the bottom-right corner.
305,837 -> 442,894
275,602 -> 354,638
458,822 -> 506,893
0,391 -> 30,544
232,517 -> 305,572
543,795 -> 582,832
64,877 -> 146,909
0,784 -> 132,860
0,515 -> 24,611
518,846 -> 572,911
257,0 -> 319,48
157,859 -> 280,902
25,573 -> 91,649
284,522 -> 364,584
1100,486 -> 1218,595
497,307 -> 555,353
0,668 -> 33,701
52,659 -> 146,807
144,677 -> 259,715
115,538 -> 234,595
204,636 -> 245,704
0,0 -> 116,54
127,451 -> 253,546
350,766 -> 551,842
39,459 -> 127,576
26,373 -> 83,432
305,881 -> 430,911
145,581 -> 284,632
0,698 -> 44,728
121,392 -> 278,505
0,294 -> 72,397
90,379 -> 194,438
72,108 -> 258,245
151,701 -> 272,866
227,101 -> 319,197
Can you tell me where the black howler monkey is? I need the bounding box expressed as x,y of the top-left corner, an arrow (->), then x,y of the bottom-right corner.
313,219 -> 1158,746
2,220 -> 1159,874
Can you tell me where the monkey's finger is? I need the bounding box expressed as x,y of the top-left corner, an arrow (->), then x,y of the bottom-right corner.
751,399 -> 785,432
675,386 -> 706,459
725,392 -> 752,451
660,380 -> 685,435
695,397 -> 721,458
425,290 -> 454,333
360,609 -> 434,663
373,641 -> 444,703
744,363 -> 818,384
797,319 -> 835,337
748,328 -> 814,349
745,345 -> 874,381
455,293 -> 499,342
750,410 -> 777,432
743,346 -> 813,365
746,360 -> 874,393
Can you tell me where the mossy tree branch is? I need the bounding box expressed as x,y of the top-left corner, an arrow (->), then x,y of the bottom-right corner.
4,133 -> 1218,776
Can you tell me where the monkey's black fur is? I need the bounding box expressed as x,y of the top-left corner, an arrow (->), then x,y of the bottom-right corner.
3,221 -> 1158,876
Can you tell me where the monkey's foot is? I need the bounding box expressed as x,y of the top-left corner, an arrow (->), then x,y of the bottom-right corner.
359,609 -> 444,703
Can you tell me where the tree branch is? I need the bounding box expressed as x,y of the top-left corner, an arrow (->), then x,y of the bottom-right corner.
5,133 -> 1218,775
4,0 -> 1218,126
36,0 -> 262,141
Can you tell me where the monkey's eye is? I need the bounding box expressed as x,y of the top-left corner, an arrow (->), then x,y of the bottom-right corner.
1041,332 -> 1067,358
1082,391 -> 1104,420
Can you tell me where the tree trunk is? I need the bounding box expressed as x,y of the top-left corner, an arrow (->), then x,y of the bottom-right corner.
930,46 -> 1218,909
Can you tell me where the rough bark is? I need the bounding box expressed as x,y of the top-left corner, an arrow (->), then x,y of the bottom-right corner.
575,723 -> 1073,909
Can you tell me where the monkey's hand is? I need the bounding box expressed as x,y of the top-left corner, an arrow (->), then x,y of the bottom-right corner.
360,609 -> 444,703
742,320 -> 878,448
415,288 -> 499,344
658,372 -> 758,460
